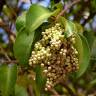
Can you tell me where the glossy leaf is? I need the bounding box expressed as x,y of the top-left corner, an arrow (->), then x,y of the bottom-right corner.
14,27 -> 35,65
16,12 -> 26,32
15,85 -> 28,96
60,17 -> 77,37
26,4 -> 53,33
0,64 -> 17,96
76,34 -> 90,77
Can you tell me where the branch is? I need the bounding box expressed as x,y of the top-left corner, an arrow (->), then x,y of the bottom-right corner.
0,21 -> 16,38
0,46 -> 11,62
56,0 -> 80,20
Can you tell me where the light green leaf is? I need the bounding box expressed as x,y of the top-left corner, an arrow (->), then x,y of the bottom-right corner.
15,85 -> 28,96
26,4 -> 53,33
16,12 -> 26,32
0,64 -> 17,96
76,34 -> 90,77
60,17 -> 77,37
14,27 -> 42,66
13,27 -> 35,66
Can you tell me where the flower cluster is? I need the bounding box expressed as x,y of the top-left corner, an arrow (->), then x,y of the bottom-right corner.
29,23 -> 79,90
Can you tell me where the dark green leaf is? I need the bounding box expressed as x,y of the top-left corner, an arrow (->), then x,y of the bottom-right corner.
15,84 -> 28,96
0,64 -> 17,96
76,34 -> 90,77
26,4 -> 53,33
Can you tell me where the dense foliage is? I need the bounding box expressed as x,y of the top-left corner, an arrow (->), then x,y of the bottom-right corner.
0,0 -> 96,96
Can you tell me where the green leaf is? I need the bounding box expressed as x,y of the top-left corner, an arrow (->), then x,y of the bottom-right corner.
76,34 -> 90,77
0,64 -> 17,96
15,85 -> 28,96
14,26 -> 42,66
26,4 -> 53,33
13,27 -> 35,66
91,39 -> 96,58
60,17 -> 77,37
84,31 -> 95,49
16,12 -> 26,32
75,22 -> 83,33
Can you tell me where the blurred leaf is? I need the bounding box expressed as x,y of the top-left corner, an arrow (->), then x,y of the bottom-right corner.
75,22 -> 83,33
16,12 -> 26,32
0,64 -> 17,96
76,34 -> 90,78
91,39 -> 96,58
89,78 -> 96,86
91,0 -> 96,12
14,27 -> 35,66
84,31 -> 95,49
26,4 -> 53,33
54,84 -> 63,94
60,17 -> 77,37
51,2 -> 63,16
15,84 -> 28,96
53,2 -> 63,10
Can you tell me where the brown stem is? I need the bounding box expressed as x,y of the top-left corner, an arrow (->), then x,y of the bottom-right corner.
56,0 -> 81,20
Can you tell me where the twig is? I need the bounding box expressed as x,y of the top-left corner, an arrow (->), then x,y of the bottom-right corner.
0,46 -> 11,62
0,21 -> 16,38
56,0 -> 80,20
